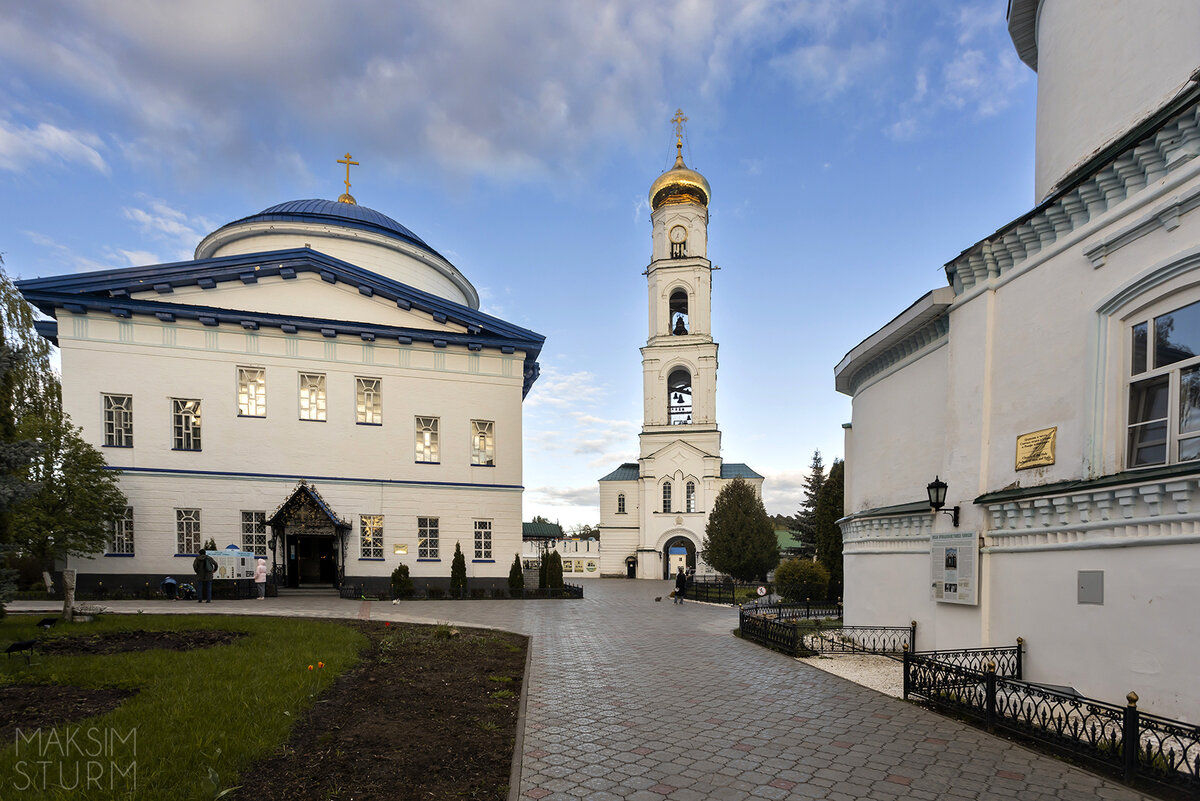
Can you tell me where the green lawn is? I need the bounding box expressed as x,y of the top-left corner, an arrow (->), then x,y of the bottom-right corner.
0,614 -> 367,800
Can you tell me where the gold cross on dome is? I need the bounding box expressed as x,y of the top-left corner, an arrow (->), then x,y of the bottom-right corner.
336,152 -> 359,204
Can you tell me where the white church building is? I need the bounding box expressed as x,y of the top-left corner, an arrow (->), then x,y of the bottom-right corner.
599,120 -> 764,579
835,1 -> 1200,720
19,173 -> 544,596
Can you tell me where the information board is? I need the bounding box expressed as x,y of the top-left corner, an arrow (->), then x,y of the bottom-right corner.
207,549 -> 258,580
930,531 -> 978,605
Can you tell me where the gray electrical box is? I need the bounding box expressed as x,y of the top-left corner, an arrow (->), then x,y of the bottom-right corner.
1078,570 -> 1104,605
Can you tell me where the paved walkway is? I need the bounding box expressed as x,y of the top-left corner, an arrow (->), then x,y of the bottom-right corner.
11,581 -> 1153,800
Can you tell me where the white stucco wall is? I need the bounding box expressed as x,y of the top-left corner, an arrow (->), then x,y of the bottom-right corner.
1032,0 -> 1200,200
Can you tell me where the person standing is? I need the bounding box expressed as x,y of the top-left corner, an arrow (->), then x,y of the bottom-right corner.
193,550 -> 217,604
254,558 -> 268,600
674,567 -> 687,604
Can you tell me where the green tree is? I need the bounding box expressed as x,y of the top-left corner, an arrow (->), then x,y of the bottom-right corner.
450,541 -> 467,596
507,554 -> 524,594
12,412 -> 127,588
792,450 -> 825,550
0,257 -> 58,612
390,563 -> 414,598
546,551 -> 563,589
773,558 -> 831,603
700,477 -> 779,582
814,459 -> 845,596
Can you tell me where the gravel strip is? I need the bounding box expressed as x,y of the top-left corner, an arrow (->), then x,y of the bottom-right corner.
797,652 -> 904,698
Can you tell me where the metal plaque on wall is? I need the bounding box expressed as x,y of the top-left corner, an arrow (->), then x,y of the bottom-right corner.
1015,426 -> 1056,470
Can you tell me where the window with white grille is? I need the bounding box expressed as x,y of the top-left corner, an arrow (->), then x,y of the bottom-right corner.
299,373 -> 326,421
471,420 -> 494,465
474,519 -> 492,560
108,507 -> 134,554
241,511 -> 267,556
172,399 -> 201,450
356,377 -> 382,425
238,367 -> 266,417
418,517 -> 439,559
176,508 -> 201,554
103,394 -> 133,447
361,515 -> 383,559
415,416 -> 439,462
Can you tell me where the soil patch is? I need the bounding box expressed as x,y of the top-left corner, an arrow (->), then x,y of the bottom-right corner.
230,621 -> 528,801
0,684 -> 137,742
39,629 -> 246,656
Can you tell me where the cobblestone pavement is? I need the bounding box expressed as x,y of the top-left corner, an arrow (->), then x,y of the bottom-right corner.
11,582 -> 1154,800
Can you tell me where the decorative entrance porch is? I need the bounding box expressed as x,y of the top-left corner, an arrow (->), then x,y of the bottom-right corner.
266,481 -> 351,589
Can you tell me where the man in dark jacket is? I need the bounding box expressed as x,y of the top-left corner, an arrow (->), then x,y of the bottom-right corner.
193,551 -> 217,604
674,567 -> 687,604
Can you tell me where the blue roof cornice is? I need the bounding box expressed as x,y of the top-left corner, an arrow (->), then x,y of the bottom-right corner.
18,248 -> 545,396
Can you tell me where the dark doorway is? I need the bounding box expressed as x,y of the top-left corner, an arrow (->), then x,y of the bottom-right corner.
626,556 -> 637,579
295,536 -> 336,585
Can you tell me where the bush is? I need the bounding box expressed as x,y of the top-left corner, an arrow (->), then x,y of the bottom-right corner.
450,542 -> 467,597
508,554 -> 524,590
427,585 -> 445,599
390,564 -> 414,598
774,558 -> 831,603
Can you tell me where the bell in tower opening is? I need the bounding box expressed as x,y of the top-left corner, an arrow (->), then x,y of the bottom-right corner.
670,290 -> 689,335
668,368 -> 692,425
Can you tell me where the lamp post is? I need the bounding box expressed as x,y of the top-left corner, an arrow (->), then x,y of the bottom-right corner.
926,476 -> 960,527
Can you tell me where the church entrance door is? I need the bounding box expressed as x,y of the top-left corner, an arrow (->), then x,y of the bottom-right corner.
294,535 -> 337,586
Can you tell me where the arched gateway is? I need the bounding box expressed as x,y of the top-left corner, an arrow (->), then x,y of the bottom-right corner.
661,533 -> 697,579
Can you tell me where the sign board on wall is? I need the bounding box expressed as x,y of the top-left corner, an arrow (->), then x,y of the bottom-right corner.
930,532 -> 978,605
1015,427 -> 1056,470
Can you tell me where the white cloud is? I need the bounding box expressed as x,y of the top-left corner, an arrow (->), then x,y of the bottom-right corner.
0,119 -> 108,174
121,197 -> 215,260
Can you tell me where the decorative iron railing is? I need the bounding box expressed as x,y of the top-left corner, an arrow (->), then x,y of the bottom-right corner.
689,579 -> 773,606
801,624 -> 914,656
904,646 -> 1200,796
737,605 -> 913,658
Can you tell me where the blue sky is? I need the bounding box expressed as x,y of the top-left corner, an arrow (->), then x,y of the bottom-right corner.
0,1 -> 1038,527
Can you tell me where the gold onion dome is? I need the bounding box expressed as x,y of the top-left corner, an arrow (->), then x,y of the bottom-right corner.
649,149 -> 710,211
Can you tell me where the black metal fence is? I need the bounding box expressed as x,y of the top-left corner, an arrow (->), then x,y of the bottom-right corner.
737,603 -> 915,658
338,583 -> 584,600
688,579 -> 772,605
904,646 -> 1200,797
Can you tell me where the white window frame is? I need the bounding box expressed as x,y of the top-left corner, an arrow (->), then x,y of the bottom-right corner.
172,398 -> 201,451
471,419 -> 494,465
415,416 -> 439,462
474,519 -> 492,560
418,517 -> 439,559
661,482 -> 672,513
237,367 -> 266,418
241,510 -> 267,557
686,481 -> 696,513
176,508 -> 201,555
299,373 -> 327,421
103,394 -> 133,447
360,514 -> 383,559
356,377 -> 382,425
108,506 -> 134,554
617,493 -> 626,514
1126,297 -> 1200,468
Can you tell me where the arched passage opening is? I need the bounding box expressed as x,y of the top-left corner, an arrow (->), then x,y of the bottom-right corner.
662,534 -> 696,579
668,367 -> 692,425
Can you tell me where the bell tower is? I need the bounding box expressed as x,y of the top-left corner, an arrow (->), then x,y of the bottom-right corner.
640,110 -> 720,459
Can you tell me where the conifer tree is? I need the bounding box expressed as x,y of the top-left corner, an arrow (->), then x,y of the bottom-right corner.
450,541 -> 467,596
700,477 -> 779,582
792,450 -> 825,550
507,554 -> 524,593
813,460 -> 845,598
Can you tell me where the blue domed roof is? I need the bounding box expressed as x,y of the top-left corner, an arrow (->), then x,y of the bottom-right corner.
220,199 -> 438,256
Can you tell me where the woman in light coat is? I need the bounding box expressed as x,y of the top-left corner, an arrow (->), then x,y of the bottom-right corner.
254,558 -> 269,599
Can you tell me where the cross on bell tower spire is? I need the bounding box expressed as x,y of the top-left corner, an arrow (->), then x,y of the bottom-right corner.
671,109 -> 688,163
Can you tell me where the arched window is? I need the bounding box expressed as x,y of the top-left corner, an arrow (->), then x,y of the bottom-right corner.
617,493 -> 626,514
668,368 -> 692,425
686,481 -> 696,513
670,290 -> 689,335
662,482 -> 672,513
